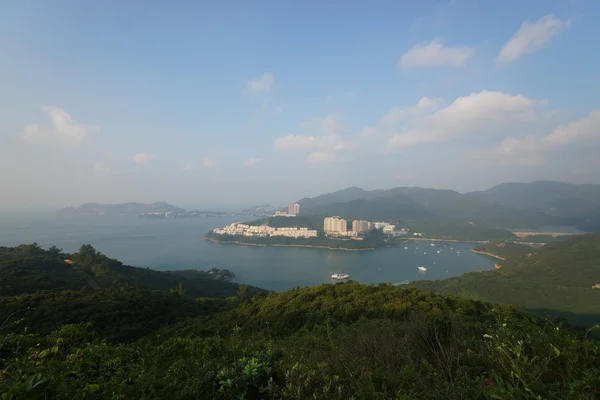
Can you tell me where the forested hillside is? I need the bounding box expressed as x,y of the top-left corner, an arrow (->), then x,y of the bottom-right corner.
0,244 -> 265,298
296,185 -> 575,230
414,234 -> 600,326
1,244 -> 600,398
471,181 -> 600,220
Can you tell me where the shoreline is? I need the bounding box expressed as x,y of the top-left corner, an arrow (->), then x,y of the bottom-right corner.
470,249 -> 506,261
204,237 -> 384,251
405,237 -> 485,244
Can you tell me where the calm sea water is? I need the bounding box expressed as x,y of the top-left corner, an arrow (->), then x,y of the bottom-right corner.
0,214 -> 496,292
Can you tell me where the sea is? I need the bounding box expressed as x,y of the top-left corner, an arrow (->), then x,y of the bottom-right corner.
0,213 -> 496,292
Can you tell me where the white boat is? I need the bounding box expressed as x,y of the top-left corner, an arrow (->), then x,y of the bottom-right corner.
404,246 -> 409,250
430,243 -> 435,247
436,250 -> 441,254
424,252 -> 427,254
418,266 -> 427,272
331,273 -> 350,280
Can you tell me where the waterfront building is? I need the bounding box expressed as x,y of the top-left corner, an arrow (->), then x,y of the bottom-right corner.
324,216 -> 348,234
352,220 -> 372,234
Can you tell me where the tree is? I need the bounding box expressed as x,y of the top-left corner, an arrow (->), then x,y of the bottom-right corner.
237,284 -> 249,302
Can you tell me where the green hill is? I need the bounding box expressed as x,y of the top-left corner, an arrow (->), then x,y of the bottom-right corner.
2,282 -> 599,398
413,233 -> 600,326
2,244 -> 600,398
472,241 -> 533,260
0,244 -> 266,298
471,180 -> 600,228
297,185 -> 575,230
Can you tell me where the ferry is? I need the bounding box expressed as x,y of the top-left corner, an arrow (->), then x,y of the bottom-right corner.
418,266 -> 427,272
331,273 -> 350,280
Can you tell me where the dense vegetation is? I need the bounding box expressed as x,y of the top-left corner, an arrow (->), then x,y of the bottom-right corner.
2,242 -> 600,398
472,241 -> 533,260
0,244 -> 266,298
2,281 -> 600,399
205,229 -> 388,250
404,222 -> 517,242
414,234 -> 600,327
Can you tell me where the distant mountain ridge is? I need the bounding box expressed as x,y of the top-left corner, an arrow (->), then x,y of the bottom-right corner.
296,183 -> 581,229
58,202 -> 185,216
469,180 -> 600,222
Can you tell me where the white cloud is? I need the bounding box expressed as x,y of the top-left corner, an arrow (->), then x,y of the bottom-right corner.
300,113 -> 342,135
132,153 -> 157,165
480,110 -> 600,166
243,72 -> 274,95
273,113 -> 358,163
380,96 -> 443,126
203,158 -> 214,168
361,96 -> 442,137
20,106 -> 99,146
244,157 -> 260,166
273,135 -> 338,152
497,15 -> 571,64
93,163 -> 110,176
399,39 -> 475,68
388,91 -> 543,149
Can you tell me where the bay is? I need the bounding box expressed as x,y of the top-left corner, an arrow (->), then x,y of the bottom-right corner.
0,213 -> 496,292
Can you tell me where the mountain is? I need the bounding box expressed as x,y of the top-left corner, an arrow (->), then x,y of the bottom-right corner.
296,186 -> 370,208
470,180 -> 600,223
413,233 -> 600,326
302,196 -> 433,222
58,202 -> 186,216
297,185 -> 574,229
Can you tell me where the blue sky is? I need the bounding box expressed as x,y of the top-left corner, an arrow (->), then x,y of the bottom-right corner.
1,0 -> 599,209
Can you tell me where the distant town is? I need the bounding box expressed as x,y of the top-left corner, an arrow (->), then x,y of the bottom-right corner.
211,203 -> 414,240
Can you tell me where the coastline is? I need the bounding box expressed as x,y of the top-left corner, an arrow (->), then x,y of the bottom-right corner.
204,237 -> 384,251
405,237 -> 485,244
470,249 -> 506,261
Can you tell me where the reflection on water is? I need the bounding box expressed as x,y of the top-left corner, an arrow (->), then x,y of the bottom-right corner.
0,214 -> 496,292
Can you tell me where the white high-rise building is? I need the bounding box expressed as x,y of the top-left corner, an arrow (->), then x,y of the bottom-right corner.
352,220 -> 372,234
288,203 -> 300,216
324,216 -> 347,234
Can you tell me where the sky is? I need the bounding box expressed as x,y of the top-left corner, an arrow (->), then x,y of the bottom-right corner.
1,0 -> 600,210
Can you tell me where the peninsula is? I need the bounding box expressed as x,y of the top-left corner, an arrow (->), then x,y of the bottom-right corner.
204,223 -> 389,251
205,210 -> 393,250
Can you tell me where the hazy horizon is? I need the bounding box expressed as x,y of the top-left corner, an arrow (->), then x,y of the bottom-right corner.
2,1 -> 600,209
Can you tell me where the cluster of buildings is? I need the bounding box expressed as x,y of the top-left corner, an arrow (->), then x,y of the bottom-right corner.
323,217 -> 407,237
213,223 -> 318,238
273,203 -> 300,217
